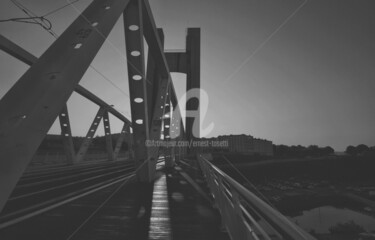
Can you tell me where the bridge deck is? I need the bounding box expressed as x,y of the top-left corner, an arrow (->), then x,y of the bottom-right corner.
0,162 -> 229,240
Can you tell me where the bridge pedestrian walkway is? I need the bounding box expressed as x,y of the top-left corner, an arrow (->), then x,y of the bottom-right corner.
0,161 -> 229,240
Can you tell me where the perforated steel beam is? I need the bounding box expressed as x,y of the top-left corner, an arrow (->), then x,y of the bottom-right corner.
0,0 -> 130,213
141,0 -> 183,132
58,104 -> 75,164
124,0 -> 152,182
144,28 -> 173,172
103,111 -> 114,161
163,91 -> 173,167
147,71 -> 170,167
74,86 -> 131,125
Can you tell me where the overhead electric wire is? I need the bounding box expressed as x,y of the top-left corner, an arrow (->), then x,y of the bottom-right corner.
41,0 -> 81,17
9,0 -> 57,37
89,65 -> 130,98
4,0 -> 133,119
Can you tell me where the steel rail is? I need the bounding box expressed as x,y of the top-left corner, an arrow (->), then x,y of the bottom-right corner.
0,173 -> 135,229
19,161 -> 130,182
8,166 -> 134,201
13,163 -> 133,190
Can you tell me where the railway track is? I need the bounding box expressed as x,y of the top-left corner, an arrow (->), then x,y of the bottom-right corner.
0,160 -> 136,228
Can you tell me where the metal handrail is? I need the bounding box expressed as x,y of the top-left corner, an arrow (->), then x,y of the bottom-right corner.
198,154 -> 316,240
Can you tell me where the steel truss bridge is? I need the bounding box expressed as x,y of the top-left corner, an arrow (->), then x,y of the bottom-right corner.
0,0 -> 316,239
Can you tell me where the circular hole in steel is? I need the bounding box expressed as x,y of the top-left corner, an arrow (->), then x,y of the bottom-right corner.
129,25 -> 139,31
131,51 -> 141,57
134,98 -> 144,103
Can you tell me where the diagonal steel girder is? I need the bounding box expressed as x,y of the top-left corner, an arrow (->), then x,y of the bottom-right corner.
141,0 -> 185,135
0,34 -> 131,126
75,107 -> 106,163
113,123 -> 129,161
0,0 -> 131,213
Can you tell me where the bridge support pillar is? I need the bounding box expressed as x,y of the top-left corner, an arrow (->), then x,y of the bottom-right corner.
163,28 -> 201,155
185,28 -> 201,145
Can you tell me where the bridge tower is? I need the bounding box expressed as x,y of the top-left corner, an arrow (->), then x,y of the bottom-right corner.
165,28 -> 201,152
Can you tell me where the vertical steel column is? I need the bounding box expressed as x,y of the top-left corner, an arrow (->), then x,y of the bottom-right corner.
75,107 -> 105,162
146,46 -> 157,127
185,28 -> 201,142
123,0 -> 152,182
113,123 -> 128,161
169,104 -> 176,163
163,91 -> 173,167
0,0 -> 130,213
146,28 -> 171,170
58,104 -> 75,165
103,110 -> 114,161
170,107 -> 183,163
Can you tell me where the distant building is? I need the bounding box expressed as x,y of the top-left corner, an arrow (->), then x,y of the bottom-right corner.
199,134 -> 273,156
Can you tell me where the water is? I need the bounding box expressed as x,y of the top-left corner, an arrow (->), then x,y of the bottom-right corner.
291,206 -> 375,234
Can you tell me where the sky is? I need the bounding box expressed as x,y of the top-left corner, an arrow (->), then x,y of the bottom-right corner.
0,0 -> 374,151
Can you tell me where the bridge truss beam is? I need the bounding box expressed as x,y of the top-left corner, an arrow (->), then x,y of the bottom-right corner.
0,35 -> 132,126
123,0 -> 152,182
113,123 -> 129,161
58,104 -> 75,164
0,0 -> 131,213
75,107 -> 106,163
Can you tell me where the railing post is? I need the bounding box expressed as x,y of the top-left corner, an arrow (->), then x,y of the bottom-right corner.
197,155 -> 317,240
230,189 -> 248,239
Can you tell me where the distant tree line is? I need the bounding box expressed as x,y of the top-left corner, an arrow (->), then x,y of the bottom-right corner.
38,134 -> 129,152
273,144 -> 334,158
345,144 -> 375,156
